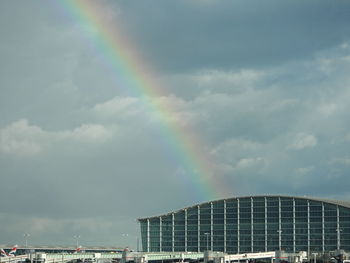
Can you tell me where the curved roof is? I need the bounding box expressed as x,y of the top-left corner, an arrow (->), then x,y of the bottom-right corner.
138,195 -> 350,220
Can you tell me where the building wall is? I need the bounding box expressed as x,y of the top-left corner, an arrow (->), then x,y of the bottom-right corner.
139,196 -> 350,253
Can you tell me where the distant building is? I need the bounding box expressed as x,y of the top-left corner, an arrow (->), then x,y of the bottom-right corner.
138,195 -> 350,253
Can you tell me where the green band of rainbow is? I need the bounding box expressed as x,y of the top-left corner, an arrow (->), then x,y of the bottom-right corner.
59,0 -> 232,201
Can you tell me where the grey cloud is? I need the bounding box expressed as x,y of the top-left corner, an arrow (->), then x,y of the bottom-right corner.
288,133 -> 318,150
1,0 -> 350,247
0,213 -> 138,247
116,0 -> 350,72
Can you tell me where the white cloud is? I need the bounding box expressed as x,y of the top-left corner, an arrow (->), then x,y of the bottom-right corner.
196,69 -> 264,87
93,96 -> 141,119
235,157 -> 265,169
210,138 -> 269,175
0,120 -> 112,156
211,138 -> 261,156
93,95 -> 206,129
317,103 -> 338,117
0,119 -> 48,156
193,69 -> 266,94
154,95 -> 207,127
62,124 -> 112,143
288,133 -> 318,150
295,166 -> 315,175
330,157 -> 350,166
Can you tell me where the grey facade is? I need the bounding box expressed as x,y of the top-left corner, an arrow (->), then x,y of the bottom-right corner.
138,196 -> 350,254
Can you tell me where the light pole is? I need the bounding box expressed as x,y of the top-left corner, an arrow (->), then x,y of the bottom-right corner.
336,228 -> 342,250
122,234 -> 129,249
23,233 -> 30,249
73,235 -> 81,248
277,230 -> 282,251
204,233 -> 210,251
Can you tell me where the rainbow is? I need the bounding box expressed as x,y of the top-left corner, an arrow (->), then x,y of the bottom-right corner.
59,0 -> 232,201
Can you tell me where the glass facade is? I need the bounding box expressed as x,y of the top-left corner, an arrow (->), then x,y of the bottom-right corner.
138,196 -> 350,253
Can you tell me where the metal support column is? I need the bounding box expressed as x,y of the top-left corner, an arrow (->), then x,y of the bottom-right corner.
322,202 -> 325,253
224,200 -> 227,253
278,197 -> 282,251
237,198 -> 240,254
251,197 -> 254,253
172,213 -> 175,252
147,219 -> 150,252
307,200 -> 310,255
185,209 -> 188,252
198,206 -> 200,252
160,217 -> 162,252
211,202 -> 213,251
293,198 -> 296,253
265,197 -> 267,252
337,206 -> 340,250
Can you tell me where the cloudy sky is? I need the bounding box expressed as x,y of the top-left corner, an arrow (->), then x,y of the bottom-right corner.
1,0 -> 350,249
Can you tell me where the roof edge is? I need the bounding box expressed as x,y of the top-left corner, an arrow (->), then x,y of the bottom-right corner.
137,195 -> 350,221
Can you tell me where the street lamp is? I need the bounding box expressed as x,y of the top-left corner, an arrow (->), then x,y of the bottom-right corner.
23,233 -> 30,248
122,234 -> 129,250
336,228 -> 342,250
136,236 -> 140,252
277,230 -> 282,251
204,233 -> 210,251
73,235 -> 81,248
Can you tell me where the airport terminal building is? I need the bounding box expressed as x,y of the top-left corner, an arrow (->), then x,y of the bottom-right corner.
138,196 -> 350,254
